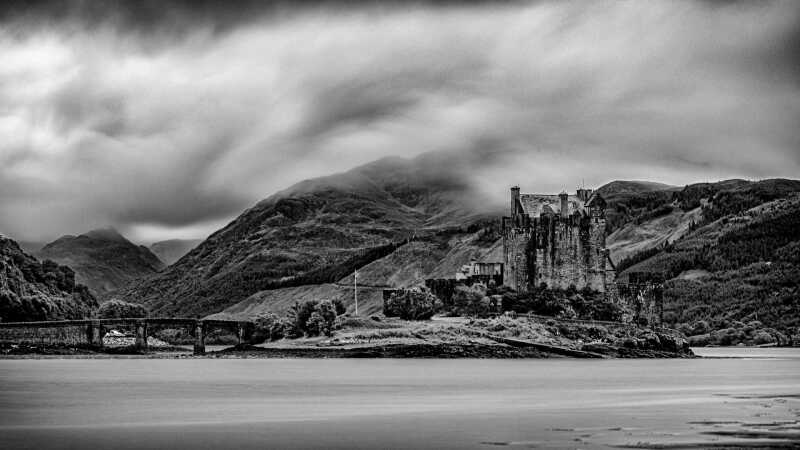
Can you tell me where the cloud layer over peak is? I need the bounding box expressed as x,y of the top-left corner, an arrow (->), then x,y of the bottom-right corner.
1,1 -> 799,243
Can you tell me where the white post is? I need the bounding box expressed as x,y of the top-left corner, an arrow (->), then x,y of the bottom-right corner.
354,269 -> 358,316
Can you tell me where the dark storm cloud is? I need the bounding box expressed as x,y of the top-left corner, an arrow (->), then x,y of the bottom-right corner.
0,0 -> 799,243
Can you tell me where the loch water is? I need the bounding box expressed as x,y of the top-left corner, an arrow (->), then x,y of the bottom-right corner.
1,348 -> 799,449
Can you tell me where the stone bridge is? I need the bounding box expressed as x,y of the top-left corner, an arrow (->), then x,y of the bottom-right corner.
0,318 -> 254,354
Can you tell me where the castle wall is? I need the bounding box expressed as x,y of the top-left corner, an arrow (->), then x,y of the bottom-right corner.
502,217 -> 532,292
526,213 -> 607,292
502,188 -> 610,294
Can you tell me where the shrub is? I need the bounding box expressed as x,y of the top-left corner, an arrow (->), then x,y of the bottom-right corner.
286,299 -> 343,337
305,312 -> 329,337
452,284 -> 492,317
252,312 -> 291,343
753,331 -> 776,345
97,299 -> 148,319
385,288 -> 441,320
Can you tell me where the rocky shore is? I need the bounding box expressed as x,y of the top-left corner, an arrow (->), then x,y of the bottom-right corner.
0,316 -> 694,359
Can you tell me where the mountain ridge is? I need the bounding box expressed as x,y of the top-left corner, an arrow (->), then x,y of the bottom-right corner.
118,155 -> 502,317
37,228 -> 164,300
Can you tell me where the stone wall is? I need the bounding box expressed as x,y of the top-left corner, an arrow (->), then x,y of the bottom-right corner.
504,208 -> 608,293
502,217 -> 532,292
0,323 -> 88,345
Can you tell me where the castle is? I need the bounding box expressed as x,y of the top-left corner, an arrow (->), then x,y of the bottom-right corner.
502,186 -> 616,293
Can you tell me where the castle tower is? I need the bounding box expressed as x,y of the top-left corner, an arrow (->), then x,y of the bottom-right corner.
559,191 -> 569,218
503,184 -> 612,294
510,186 -> 520,217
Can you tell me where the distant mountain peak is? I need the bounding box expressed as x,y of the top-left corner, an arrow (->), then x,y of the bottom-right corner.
37,228 -> 164,300
597,180 -> 678,196
82,227 -> 129,243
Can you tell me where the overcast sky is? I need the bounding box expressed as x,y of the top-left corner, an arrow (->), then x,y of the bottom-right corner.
1,0 -> 799,244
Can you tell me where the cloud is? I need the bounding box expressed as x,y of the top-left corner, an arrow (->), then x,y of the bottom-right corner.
0,0 -> 798,243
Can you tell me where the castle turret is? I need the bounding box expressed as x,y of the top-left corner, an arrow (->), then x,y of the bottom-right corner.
559,191 -> 569,218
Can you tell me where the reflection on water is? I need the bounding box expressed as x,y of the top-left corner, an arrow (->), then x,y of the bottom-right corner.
692,346 -> 800,359
1,351 -> 799,449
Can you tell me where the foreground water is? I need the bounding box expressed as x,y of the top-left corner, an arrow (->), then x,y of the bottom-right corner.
1,349 -> 798,449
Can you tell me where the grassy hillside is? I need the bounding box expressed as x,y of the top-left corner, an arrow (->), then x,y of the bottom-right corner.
607,207 -> 701,262
596,180 -> 678,197
119,155 -> 503,317
619,193 -> 800,336
208,226 -> 503,320
37,228 -> 164,300
605,178 -> 800,268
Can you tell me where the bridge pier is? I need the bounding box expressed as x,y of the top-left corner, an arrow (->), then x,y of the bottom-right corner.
194,320 -> 205,355
134,320 -> 148,352
237,323 -> 246,345
86,321 -> 104,347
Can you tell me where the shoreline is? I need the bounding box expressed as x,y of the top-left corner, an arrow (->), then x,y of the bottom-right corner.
0,341 -> 695,359
1,315 -> 697,359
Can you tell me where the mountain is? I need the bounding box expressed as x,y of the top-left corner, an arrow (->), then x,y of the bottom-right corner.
207,227 -> 503,320
16,240 -> 45,255
37,228 -> 165,300
0,235 -> 97,321
149,239 -> 202,265
596,180 -> 678,197
609,179 -> 800,337
119,154 -> 503,317
118,156 -> 800,338
605,178 -> 800,262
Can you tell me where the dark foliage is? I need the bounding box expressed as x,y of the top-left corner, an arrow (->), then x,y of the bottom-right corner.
384,288 -> 441,320
663,261 -> 800,334
451,284 -> 493,317
96,299 -> 148,319
500,284 -> 623,321
0,237 -> 97,322
286,299 -> 346,337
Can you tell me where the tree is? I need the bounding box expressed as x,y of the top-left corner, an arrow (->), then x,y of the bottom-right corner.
286,299 -> 343,337
452,284 -> 491,316
385,288 -> 441,320
96,299 -> 148,319
252,312 -> 291,343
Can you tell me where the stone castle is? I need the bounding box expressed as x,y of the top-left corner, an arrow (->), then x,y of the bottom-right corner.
401,184 -> 663,326
502,186 -> 616,293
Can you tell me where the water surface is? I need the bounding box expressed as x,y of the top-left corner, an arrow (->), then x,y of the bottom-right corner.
1,351 -> 799,449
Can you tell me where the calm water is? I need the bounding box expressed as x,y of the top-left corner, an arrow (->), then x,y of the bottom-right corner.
1,350 -> 799,449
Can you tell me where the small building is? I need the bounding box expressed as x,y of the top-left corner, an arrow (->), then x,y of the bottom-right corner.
455,260 -> 503,286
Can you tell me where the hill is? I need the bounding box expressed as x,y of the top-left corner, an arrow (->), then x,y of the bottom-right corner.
0,235 -> 97,321
207,226 -> 503,320
149,239 -> 202,265
605,178 -> 800,262
615,185 -> 800,337
596,180 -> 678,197
119,154 -> 503,317
37,228 -> 165,300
